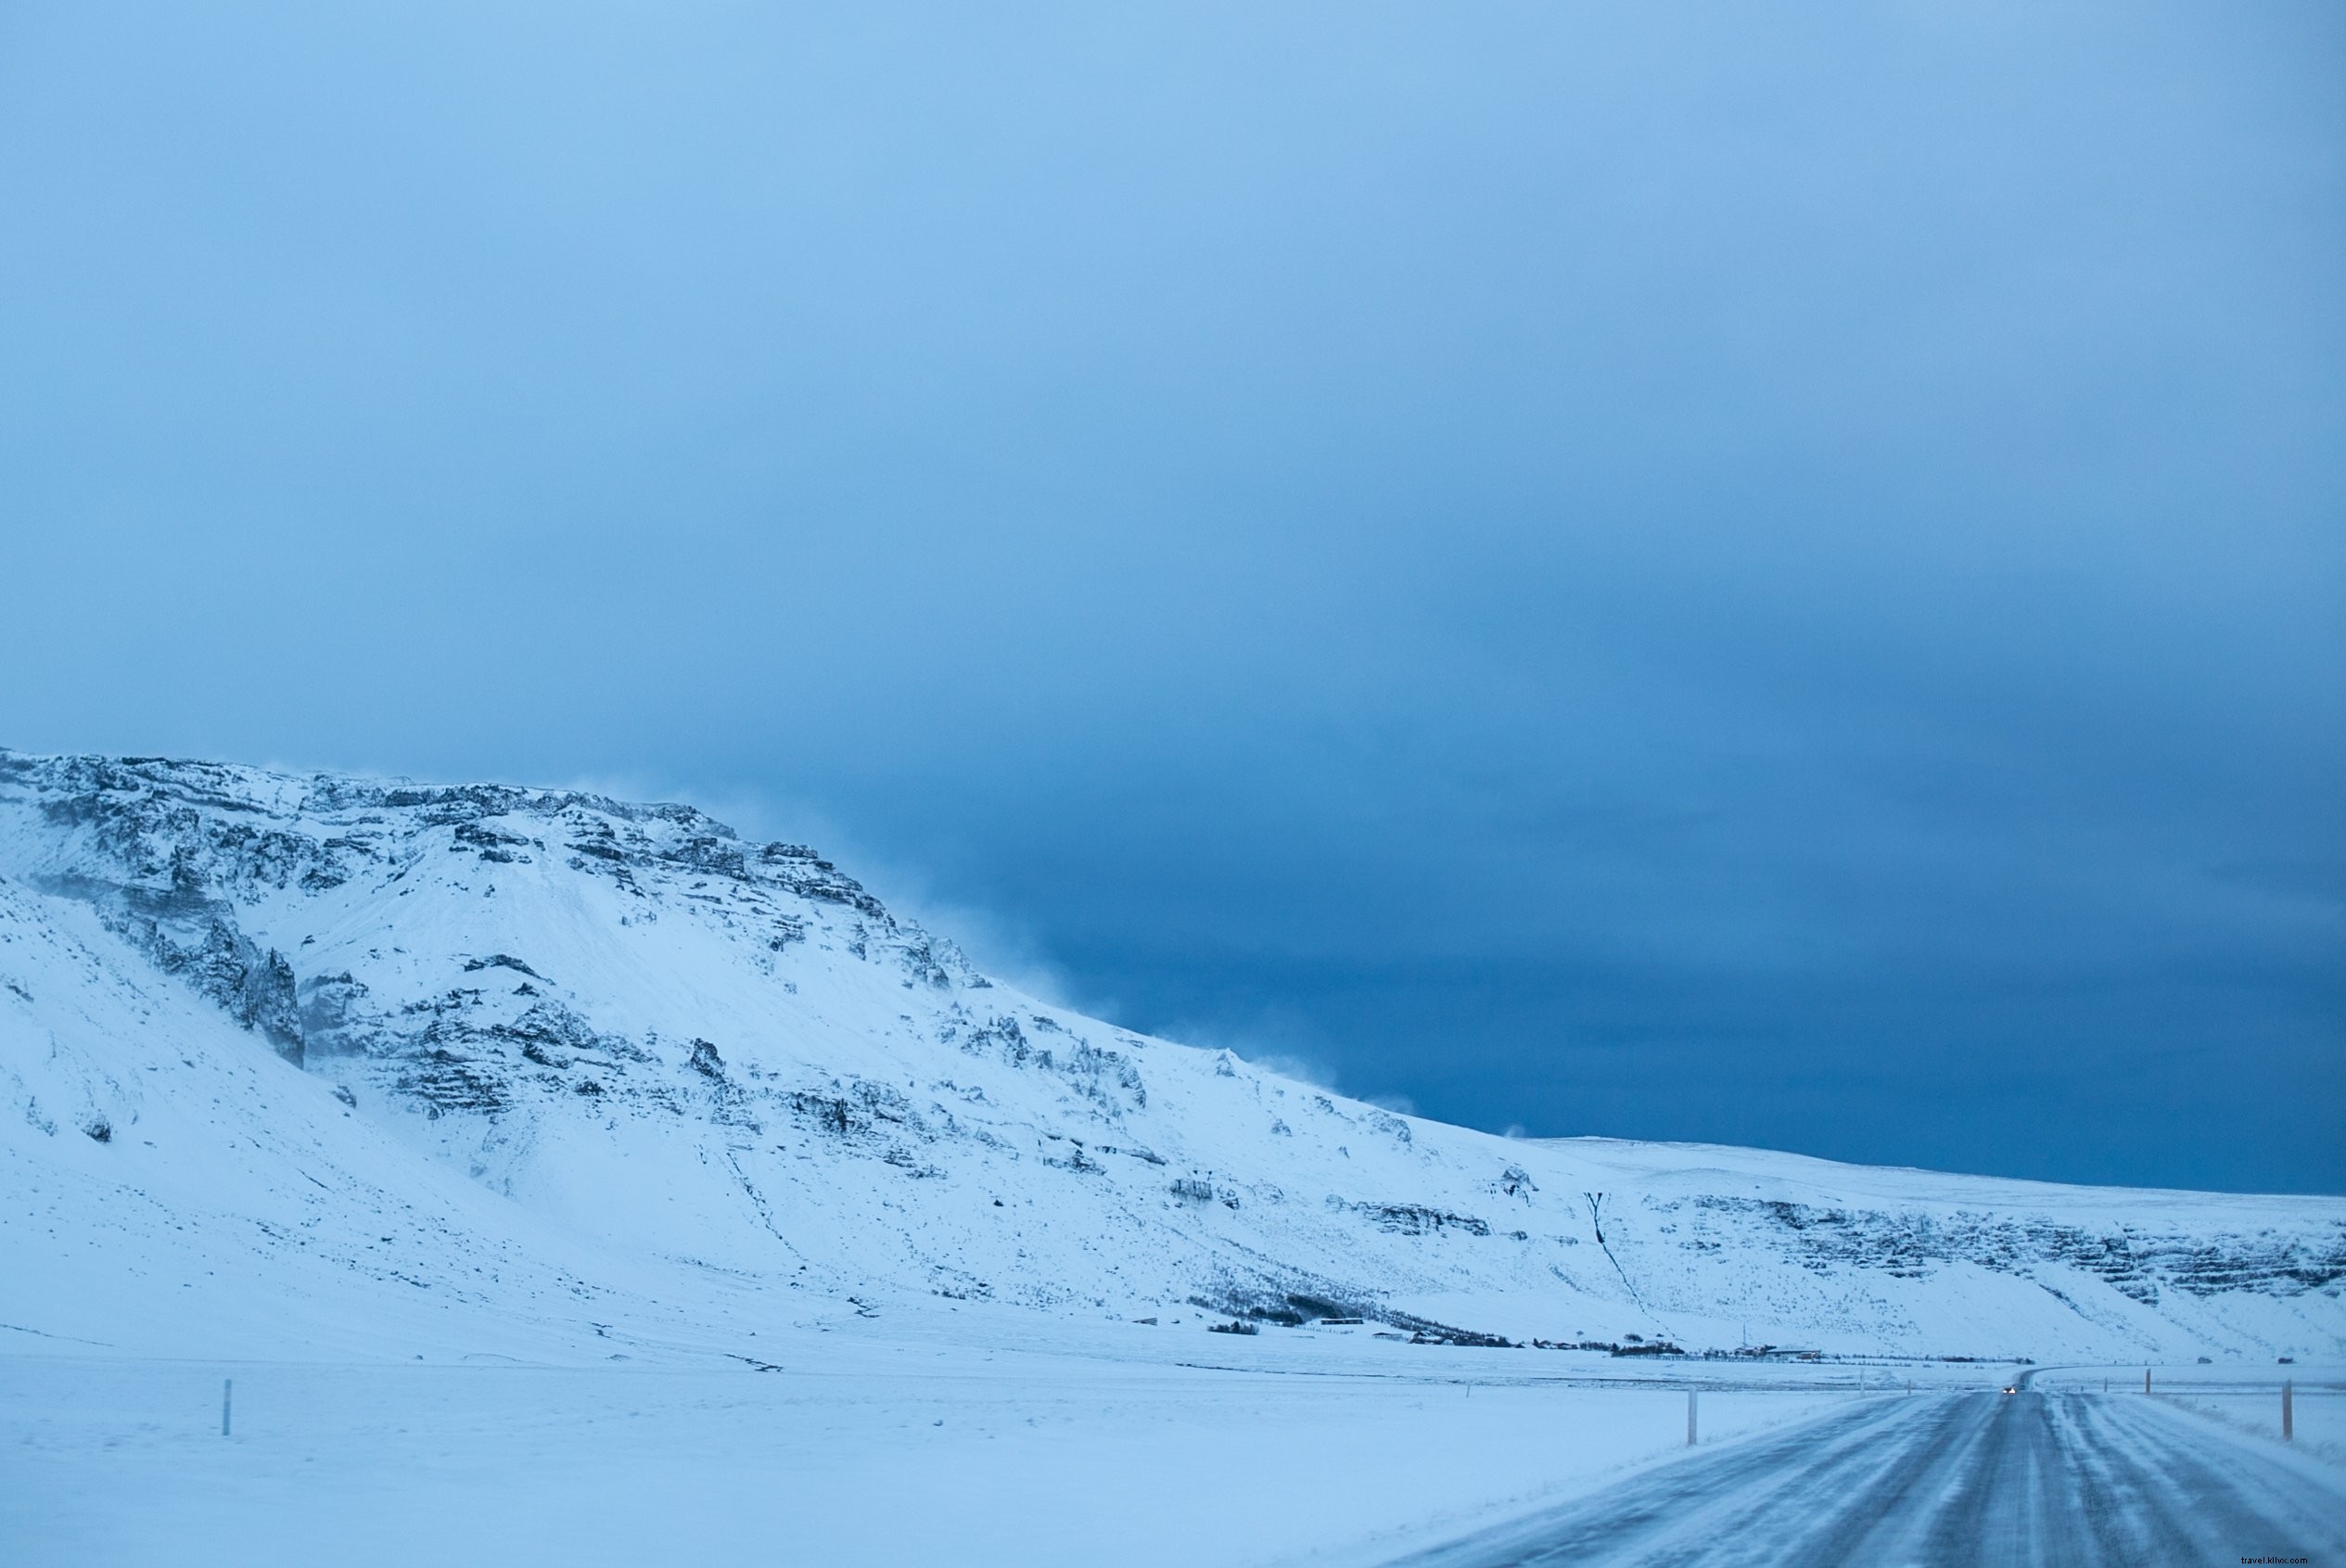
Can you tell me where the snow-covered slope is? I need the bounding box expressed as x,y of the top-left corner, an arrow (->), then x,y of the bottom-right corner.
3,750 -> 2340,1361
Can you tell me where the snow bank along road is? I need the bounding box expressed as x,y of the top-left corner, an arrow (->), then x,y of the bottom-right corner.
1387,1375 -> 2346,1568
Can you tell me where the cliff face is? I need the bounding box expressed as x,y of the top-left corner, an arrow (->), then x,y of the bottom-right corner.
2,748 -> 2340,1361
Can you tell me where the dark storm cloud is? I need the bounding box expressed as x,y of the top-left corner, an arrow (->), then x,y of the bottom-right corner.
2,2 -> 2339,1189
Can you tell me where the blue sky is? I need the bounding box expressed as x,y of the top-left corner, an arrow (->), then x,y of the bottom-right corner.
3,3 -> 2340,1192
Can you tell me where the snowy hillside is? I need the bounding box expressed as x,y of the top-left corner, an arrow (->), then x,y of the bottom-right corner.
2,749 -> 2340,1363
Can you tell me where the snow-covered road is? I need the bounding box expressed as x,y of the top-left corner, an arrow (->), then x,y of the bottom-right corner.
1388,1383 -> 2345,1567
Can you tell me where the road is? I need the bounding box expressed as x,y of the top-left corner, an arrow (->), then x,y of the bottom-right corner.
1386,1379 -> 2345,1567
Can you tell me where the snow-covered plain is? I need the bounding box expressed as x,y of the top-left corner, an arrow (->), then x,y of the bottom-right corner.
3,1326 -> 1906,1568
2085,1363 -> 2346,1465
1,751 -> 2340,1563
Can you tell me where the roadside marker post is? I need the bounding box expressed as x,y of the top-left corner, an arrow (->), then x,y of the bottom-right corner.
2144,1369 -> 2151,1395
222,1378 -> 232,1438
2283,1380 -> 2293,1442
1687,1389 -> 1698,1447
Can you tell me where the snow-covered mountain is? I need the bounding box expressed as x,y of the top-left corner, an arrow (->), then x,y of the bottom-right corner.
3,750 -> 2339,1363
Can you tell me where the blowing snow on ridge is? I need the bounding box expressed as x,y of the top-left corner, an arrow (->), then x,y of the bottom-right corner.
1,749 -> 2340,1365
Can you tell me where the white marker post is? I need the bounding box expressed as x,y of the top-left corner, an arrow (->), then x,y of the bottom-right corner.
2144,1369 -> 2151,1396
222,1378 -> 232,1438
1686,1388 -> 1698,1447
2282,1380 -> 2293,1442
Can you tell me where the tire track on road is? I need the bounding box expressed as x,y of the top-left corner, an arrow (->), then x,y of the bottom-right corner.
1386,1386 -> 2346,1568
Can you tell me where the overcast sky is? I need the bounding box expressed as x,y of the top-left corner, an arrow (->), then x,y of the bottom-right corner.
3,2 -> 2340,1192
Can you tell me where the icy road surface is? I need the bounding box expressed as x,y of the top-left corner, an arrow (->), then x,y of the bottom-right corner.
1388,1377 -> 2346,1568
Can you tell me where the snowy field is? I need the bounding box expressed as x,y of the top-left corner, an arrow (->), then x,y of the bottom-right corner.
2158,1385 -> 2341,1461
2138,1371 -> 2340,1465
2032,1363 -> 2342,1458
1,1320 -> 1956,1568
